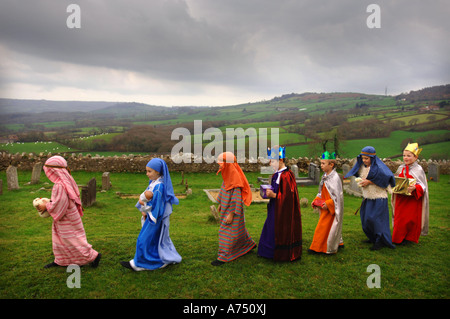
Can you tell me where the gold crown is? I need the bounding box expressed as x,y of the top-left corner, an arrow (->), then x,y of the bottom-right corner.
404,143 -> 422,157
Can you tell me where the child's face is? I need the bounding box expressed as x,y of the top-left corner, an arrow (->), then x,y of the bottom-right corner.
146,167 -> 160,181
362,156 -> 371,167
403,150 -> 417,166
269,159 -> 279,171
270,159 -> 284,171
320,160 -> 333,173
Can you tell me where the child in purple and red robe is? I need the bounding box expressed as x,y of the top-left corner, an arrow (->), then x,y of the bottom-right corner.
258,147 -> 302,262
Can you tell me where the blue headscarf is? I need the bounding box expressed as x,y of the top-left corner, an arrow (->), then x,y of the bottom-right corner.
345,146 -> 395,188
147,158 -> 179,205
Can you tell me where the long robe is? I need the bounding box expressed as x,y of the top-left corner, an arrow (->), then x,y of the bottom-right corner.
358,165 -> 395,248
258,167 -> 302,261
216,183 -> 256,262
46,183 -> 98,266
309,169 -> 344,254
130,181 -> 182,270
345,149 -> 396,249
391,162 -> 429,243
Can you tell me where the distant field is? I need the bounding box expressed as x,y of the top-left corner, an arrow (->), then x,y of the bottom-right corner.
279,130 -> 450,159
70,133 -> 121,144
0,141 -> 74,154
2,129 -> 448,160
1,92 -> 448,161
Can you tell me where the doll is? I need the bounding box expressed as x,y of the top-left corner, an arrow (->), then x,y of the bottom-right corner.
33,197 -> 50,218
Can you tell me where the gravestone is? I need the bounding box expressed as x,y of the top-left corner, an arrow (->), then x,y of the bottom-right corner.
348,176 -> 363,197
342,164 -> 350,177
31,163 -> 43,184
309,163 -> 321,184
291,164 -> 299,179
6,166 -> 19,190
82,178 -> 96,207
210,205 -> 219,222
102,172 -> 111,191
428,162 -> 440,182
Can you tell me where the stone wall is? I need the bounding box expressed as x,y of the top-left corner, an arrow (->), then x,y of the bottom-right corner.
0,151 -> 449,174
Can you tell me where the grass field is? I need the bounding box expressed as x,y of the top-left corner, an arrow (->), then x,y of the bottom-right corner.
0,141 -> 74,154
0,168 -> 448,300
286,130 -> 450,159
2,129 -> 448,160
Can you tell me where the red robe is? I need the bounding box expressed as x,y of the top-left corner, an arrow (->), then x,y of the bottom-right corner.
392,166 -> 424,244
274,169 -> 302,261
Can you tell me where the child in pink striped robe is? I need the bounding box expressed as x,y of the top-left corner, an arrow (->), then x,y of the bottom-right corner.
37,156 -> 101,268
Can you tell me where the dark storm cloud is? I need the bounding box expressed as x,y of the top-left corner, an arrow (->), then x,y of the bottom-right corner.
0,1 -> 255,83
0,0 -> 449,104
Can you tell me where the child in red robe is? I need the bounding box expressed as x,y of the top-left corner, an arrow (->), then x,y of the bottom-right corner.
392,143 -> 429,244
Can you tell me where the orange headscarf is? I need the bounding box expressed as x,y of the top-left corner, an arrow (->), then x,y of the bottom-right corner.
216,152 -> 252,206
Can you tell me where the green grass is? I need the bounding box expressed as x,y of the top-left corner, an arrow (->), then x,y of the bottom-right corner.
1,128 -> 449,161
0,168 -> 448,299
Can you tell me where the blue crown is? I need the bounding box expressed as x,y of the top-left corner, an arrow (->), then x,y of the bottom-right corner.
267,146 -> 286,159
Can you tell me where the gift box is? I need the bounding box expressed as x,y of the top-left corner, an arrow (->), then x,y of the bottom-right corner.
260,184 -> 273,199
312,198 -> 326,208
392,177 -> 416,196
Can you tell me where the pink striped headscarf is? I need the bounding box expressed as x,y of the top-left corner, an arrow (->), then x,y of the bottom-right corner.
43,156 -> 83,216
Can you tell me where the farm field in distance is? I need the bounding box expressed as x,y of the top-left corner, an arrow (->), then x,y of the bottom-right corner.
0,84 -> 449,160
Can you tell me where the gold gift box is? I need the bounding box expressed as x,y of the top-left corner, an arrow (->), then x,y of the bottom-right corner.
392,177 -> 416,196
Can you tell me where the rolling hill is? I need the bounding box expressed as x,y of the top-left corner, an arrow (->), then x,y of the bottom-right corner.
1,84 -> 449,159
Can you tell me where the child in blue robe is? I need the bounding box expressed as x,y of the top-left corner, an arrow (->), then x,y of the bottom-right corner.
345,146 -> 396,250
120,158 -> 182,270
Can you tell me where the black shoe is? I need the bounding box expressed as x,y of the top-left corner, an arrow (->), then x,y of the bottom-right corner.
91,253 -> 102,268
44,261 -> 59,269
120,261 -> 134,270
211,259 -> 225,266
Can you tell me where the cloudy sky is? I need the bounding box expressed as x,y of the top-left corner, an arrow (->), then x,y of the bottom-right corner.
0,0 -> 449,107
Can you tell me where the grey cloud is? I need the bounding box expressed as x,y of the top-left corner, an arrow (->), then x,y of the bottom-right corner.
0,0 -> 449,103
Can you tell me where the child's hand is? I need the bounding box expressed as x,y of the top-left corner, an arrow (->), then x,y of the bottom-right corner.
37,199 -> 49,212
141,212 -> 147,219
225,213 -> 234,224
359,179 -> 372,187
266,189 -> 276,198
